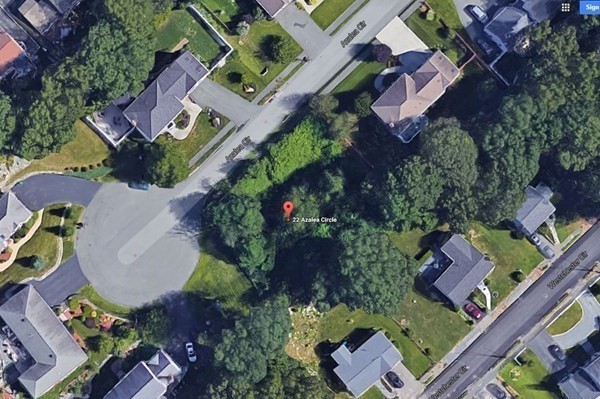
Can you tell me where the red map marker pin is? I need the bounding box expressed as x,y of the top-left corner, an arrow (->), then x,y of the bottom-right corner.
283,201 -> 294,221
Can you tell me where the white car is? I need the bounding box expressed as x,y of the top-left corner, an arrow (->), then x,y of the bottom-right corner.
185,342 -> 197,363
468,5 -> 489,24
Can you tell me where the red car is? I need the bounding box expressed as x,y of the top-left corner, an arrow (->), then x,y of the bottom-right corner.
464,303 -> 483,320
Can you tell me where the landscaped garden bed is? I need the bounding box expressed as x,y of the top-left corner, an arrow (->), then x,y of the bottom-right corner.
499,350 -> 560,399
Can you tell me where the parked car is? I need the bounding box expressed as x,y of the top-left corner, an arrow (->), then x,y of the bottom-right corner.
539,245 -> 556,259
486,383 -> 507,399
476,38 -> 494,56
468,5 -> 489,23
527,233 -> 541,247
549,345 -> 566,361
185,342 -> 197,363
385,371 -> 404,388
128,181 -> 150,190
464,303 -> 483,320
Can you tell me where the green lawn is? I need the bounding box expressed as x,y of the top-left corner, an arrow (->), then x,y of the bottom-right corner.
547,300 -> 583,335
469,221 -> 543,306
405,10 -> 465,64
168,112 -> 229,165
556,219 -> 582,242
311,0 -> 356,30
79,285 -> 132,319
332,60 -> 386,95
71,318 -> 101,339
319,304 -> 432,378
212,20 -> 302,99
499,350 -> 560,399
184,250 -> 253,315
199,0 -> 243,23
62,205 -> 85,263
9,121 -> 111,185
154,9 -> 222,64
427,0 -> 463,31
2,205 -> 64,286
395,289 -> 471,362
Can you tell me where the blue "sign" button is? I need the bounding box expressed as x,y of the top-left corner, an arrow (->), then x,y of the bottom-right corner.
580,1 -> 600,14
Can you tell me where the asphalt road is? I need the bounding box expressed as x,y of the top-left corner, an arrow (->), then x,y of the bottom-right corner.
13,174 -> 101,210
8,0 -> 418,308
421,222 -> 600,399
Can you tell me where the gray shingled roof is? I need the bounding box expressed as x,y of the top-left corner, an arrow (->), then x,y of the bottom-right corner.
104,349 -> 181,399
123,51 -> 209,141
0,285 -> 87,398
559,356 -> 600,399
332,331 -> 403,397
513,184 -> 555,236
255,0 -> 290,17
433,234 -> 495,305
0,192 -> 32,248
519,0 -> 561,23
484,6 -> 531,51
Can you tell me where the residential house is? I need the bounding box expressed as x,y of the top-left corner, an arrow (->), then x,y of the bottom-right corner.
18,0 -> 79,34
255,0 -> 292,18
559,353 -> 600,399
0,191 -> 32,251
371,51 -> 460,143
512,183 -> 555,236
0,285 -> 88,398
104,349 -> 182,399
484,6 -> 531,53
0,29 -> 27,79
332,331 -> 403,398
519,0 -> 561,23
432,234 -> 495,306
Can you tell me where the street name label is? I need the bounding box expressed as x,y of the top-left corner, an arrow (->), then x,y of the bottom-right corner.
340,21 -> 367,48
225,136 -> 252,162
547,251 -> 589,289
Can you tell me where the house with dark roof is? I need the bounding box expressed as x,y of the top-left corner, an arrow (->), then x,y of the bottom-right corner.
512,183 -> 555,236
519,0 -> 561,23
433,234 -> 495,306
371,51 -> 460,143
255,0 -> 292,18
0,285 -> 88,398
104,349 -> 182,399
484,6 -> 531,52
559,354 -> 600,399
0,191 -> 32,251
18,0 -> 79,34
122,51 -> 209,142
332,331 -> 403,398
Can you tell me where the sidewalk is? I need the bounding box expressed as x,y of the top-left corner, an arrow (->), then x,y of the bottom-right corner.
418,222 -> 594,384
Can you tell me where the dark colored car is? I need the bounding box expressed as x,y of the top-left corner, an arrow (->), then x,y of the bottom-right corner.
486,383 -> 507,399
385,371 -> 404,389
549,345 -> 566,361
540,245 -> 556,259
128,181 -> 150,190
464,303 -> 483,320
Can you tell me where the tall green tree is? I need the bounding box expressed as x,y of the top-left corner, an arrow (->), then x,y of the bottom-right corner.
146,140 -> 188,188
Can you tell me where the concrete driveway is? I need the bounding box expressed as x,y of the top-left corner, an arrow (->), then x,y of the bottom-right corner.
552,290 -> 600,349
190,79 -> 260,127
452,0 -> 501,42
529,330 -> 566,373
12,174 -> 101,210
275,4 -> 330,59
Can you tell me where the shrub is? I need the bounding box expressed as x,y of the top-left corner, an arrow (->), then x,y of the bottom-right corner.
62,226 -> 75,237
236,21 -> 250,36
63,207 -> 73,219
73,166 -> 80,172
89,164 -> 95,170
96,162 -> 102,167
426,9 -> 435,20
511,270 -> 525,283
81,166 -> 88,172
241,13 -> 254,25
82,305 -> 93,317
253,6 -> 266,21
372,44 -> 392,63
68,298 -> 79,311
31,256 -> 44,270
354,92 -> 373,118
